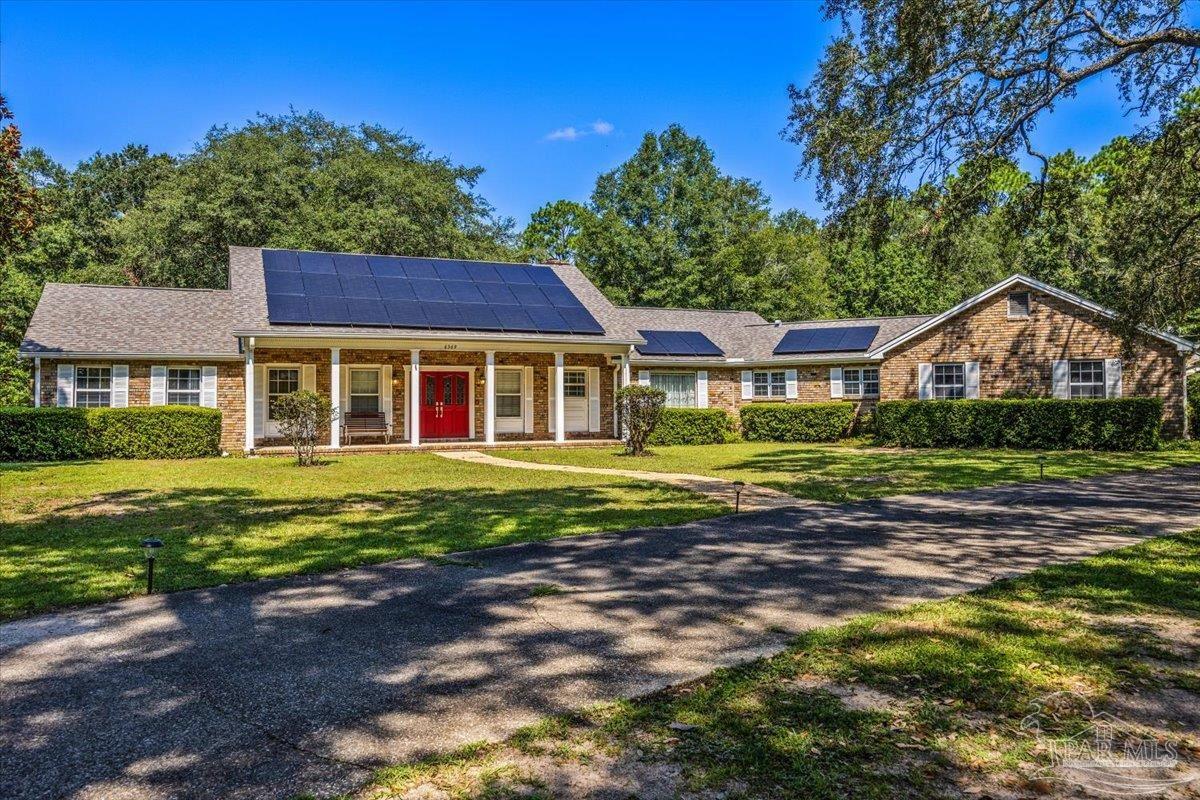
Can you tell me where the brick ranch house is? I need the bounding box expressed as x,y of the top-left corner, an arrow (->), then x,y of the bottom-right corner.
18,246 -> 1196,452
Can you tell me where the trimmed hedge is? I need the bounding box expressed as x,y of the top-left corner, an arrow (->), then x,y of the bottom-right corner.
648,408 -> 735,445
740,402 -> 856,442
874,398 -> 1162,451
0,406 -> 222,461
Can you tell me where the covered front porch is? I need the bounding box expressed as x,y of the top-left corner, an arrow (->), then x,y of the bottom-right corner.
241,335 -> 633,452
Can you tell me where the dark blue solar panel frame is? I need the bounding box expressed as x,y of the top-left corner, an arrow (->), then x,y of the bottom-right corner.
635,330 -> 724,357
263,249 -> 604,334
773,325 -> 879,355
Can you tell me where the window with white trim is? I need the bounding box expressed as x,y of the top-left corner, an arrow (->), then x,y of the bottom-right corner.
650,372 -> 697,407
495,369 -> 522,418
75,366 -> 112,407
167,367 -> 201,406
753,370 -> 787,399
563,370 -> 587,398
267,368 -> 299,420
1069,360 -> 1105,398
933,363 -> 966,400
349,369 -> 381,413
843,367 -> 880,398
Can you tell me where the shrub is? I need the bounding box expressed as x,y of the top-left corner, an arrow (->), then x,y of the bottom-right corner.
272,390 -> 335,466
617,385 -> 666,455
739,402 -> 856,442
648,408 -> 735,446
874,398 -> 1163,451
0,406 -> 222,461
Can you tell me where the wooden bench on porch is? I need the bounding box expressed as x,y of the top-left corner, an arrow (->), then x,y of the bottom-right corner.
342,411 -> 391,444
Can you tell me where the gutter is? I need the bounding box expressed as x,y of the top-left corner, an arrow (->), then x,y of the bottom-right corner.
232,328 -> 645,347
17,350 -> 244,361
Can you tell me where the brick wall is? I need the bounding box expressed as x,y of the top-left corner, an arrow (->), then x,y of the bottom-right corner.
878,284 -> 1188,434
37,358 -> 245,452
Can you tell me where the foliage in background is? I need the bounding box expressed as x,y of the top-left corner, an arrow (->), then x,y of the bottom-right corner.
875,398 -> 1164,451
1189,372 -> 1199,438
0,406 -> 221,462
648,408 -> 736,446
739,401 -> 856,442
522,125 -> 833,322
617,385 -> 666,455
271,389 -> 334,466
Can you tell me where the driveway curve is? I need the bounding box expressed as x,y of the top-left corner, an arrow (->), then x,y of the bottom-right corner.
2,466 -> 1198,800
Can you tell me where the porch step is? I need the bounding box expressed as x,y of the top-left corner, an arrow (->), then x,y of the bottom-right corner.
252,439 -> 622,457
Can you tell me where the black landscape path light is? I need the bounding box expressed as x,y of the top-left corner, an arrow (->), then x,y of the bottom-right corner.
1036,453 -> 1047,481
732,481 -> 745,514
140,538 -> 163,594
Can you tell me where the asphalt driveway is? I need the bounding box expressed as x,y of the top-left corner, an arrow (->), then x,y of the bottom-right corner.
3,467 -> 1199,800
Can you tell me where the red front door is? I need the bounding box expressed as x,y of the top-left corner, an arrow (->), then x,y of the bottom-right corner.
420,371 -> 469,439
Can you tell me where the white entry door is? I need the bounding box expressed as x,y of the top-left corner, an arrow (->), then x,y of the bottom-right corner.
563,370 -> 588,432
265,367 -> 300,437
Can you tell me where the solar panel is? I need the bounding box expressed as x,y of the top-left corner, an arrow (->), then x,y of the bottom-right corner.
264,270 -> 305,295
345,298 -> 389,325
267,294 -> 309,323
297,252 -> 336,274
308,296 -> 348,323
635,330 -> 724,357
773,325 -> 879,355
263,249 -> 604,335
333,254 -> 371,275
262,249 -> 300,271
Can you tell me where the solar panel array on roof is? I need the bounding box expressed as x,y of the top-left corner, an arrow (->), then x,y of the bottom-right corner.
635,330 -> 724,357
262,250 -> 605,335
773,325 -> 879,355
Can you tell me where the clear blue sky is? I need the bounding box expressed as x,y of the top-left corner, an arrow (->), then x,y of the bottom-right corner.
1,0 -> 1150,225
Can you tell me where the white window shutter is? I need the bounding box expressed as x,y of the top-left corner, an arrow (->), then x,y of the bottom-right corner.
638,370 -> 650,386
918,363 -> 933,401
339,364 -> 349,414
829,367 -> 844,399
253,364 -> 266,436
696,371 -> 708,408
523,366 -> 534,433
56,364 -> 74,407
200,366 -> 218,408
110,364 -> 129,408
302,364 -> 316,393
403,365 -> 412,440
964,361 -> 980,399
785,369 -> 798,399
381,365 -> 393,429
588,366 -> 601,432
740,370 -> 753,400
547,367 -> 555,434
150,366 -> 167,405
1051,360 -> 1069,399
1105,358 -> 1123,398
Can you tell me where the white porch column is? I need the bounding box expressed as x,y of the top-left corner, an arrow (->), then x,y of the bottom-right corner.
554,352 -> 566,443
409,349 -> 421,447
484,351 -> 496,445
33,357 -> 41,407
622,348 -> 632,386
244,342 -> 255,452
329,347 -> 341,448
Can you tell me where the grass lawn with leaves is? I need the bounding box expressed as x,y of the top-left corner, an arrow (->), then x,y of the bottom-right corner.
494,440 -> 1200,503
362,530 -> 1200,800
0,453 -> 724,619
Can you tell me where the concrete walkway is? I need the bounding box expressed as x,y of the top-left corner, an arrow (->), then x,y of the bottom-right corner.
2,467 -> 1198,800
436,448 -> 803,510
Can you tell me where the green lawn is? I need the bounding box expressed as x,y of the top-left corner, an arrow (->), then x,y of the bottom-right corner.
364,530 -> 1200,800
494,440 -> 1200,502
0,453 -> 724,619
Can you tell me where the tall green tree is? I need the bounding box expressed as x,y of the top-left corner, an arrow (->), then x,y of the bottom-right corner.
117,110 -> 515,288
526,125 -> 831,320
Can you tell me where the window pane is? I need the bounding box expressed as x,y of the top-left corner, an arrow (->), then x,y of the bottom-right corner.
350,370 -> 379,395
770,371 -> 787,397
268,369 -> 300,419
167,391 -> 201,406
650,373 -> 697,408
753,372 -> 769,397
495,370 -> 521,394
168,368 -> 200,391
863,367 -> 880,397
933,363 -> 965,400
1069,360 -> 1105,398
496,395 -> 521,418
350,394 -> 379,413
843,368 -> 861,396
564,371 -> 586,398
